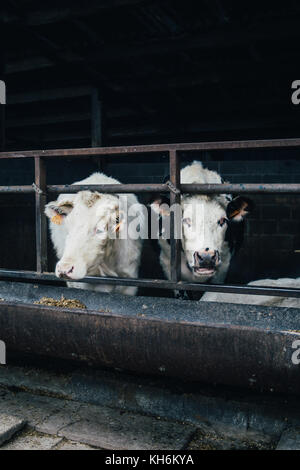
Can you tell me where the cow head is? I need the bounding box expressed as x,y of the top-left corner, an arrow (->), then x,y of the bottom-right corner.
45,191 -> 123,280
152,194 -> 253,280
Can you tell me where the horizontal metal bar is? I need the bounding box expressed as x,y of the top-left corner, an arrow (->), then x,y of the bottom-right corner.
0,269 -> 299,298
181,183 -> 300,194
47,184 -> 169,193
1,183 -> 300,195
2,138 -> 300,159
0,185 -> 35,193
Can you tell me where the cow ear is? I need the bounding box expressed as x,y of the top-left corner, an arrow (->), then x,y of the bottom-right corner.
45,200 -> 74,225
226,196 -> 254,222
150,196 -> 170,217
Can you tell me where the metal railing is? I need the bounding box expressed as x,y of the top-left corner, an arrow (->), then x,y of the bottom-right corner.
0,138 -> 300,299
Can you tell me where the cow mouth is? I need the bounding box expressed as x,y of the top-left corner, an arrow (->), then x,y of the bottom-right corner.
193,267 -> 216,277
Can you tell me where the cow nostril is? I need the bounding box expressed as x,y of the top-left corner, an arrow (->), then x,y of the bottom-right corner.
67,266 -> 74,275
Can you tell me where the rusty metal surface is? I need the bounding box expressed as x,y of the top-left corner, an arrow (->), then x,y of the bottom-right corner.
1,183 -> 300,194
180,183 -> 300,194
169,150 -> 181,282
0,299 -> 299,394
2,138 -> 300,159
34,157 -> 48,273
47,183 -> 169,193
0,185 -> 35,193
0,269 -> 299,297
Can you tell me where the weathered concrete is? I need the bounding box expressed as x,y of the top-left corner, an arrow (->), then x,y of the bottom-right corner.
1,430 -> 62,450
0,388 -> 195,450
0,389 -> 67,427
0,414 -> 26,446
276,427 -> 300,450
0,363 -> 299,438
188,426 -> 276,450
58,408 -> 194,450
0,365 -> 295,450
35,402 -> 82,435
54,440 -> 96,450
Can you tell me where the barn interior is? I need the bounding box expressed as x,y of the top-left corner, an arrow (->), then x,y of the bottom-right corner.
0,0 -> 299,296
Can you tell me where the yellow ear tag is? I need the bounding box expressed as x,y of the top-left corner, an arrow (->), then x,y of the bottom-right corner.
51,214 -> 63,225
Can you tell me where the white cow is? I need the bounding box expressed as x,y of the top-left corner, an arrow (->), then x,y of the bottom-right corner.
45,172 -> 145,296
152,161 -> 253,295
201,278 -> 300,308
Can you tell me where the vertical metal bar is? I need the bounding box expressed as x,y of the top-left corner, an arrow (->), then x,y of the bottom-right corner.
0,9 -> 5,151
34,157 -> 48,273
169,150 -> 181,282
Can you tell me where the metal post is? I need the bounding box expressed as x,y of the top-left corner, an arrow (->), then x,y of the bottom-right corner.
34,157 -> 48,273
0,8 -> 5,151
169,150 -> 181,282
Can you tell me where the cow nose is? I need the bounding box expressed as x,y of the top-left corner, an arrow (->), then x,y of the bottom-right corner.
57,263 -> 74,278
194,250 -> 219,267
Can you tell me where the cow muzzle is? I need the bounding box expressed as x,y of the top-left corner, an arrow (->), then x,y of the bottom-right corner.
56,262 -> 75,279
193,249 -> 220,276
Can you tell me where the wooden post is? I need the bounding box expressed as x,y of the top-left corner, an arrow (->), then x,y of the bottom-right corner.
91,87 -> 103,147
91,87 -> 104,171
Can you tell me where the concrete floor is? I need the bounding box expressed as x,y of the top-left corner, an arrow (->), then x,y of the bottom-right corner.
0,363 -> 299,450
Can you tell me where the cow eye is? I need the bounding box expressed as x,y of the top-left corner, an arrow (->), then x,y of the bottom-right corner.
218,217 -> 227,227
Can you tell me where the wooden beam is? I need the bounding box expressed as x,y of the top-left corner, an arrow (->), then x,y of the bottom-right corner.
91,88 -> 103,147
82,18 -> 300,61
6,109 -> 138,128
3,2 -> 111,90
6,56 -> 54,74
9,86 -> 92,104
5,19 -> 300,77
13,1 -> 152,25
6,112 -> 91,128
6,114 -> 295,146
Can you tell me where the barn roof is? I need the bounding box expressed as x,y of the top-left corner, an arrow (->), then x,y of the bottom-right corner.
1,0 -> 300,150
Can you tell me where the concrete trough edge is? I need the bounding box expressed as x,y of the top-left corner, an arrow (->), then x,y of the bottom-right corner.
0,297 -> 300,395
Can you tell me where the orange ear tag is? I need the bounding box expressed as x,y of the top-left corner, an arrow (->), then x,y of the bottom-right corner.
229,209 -> 240,219
51,214 -> 63,225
